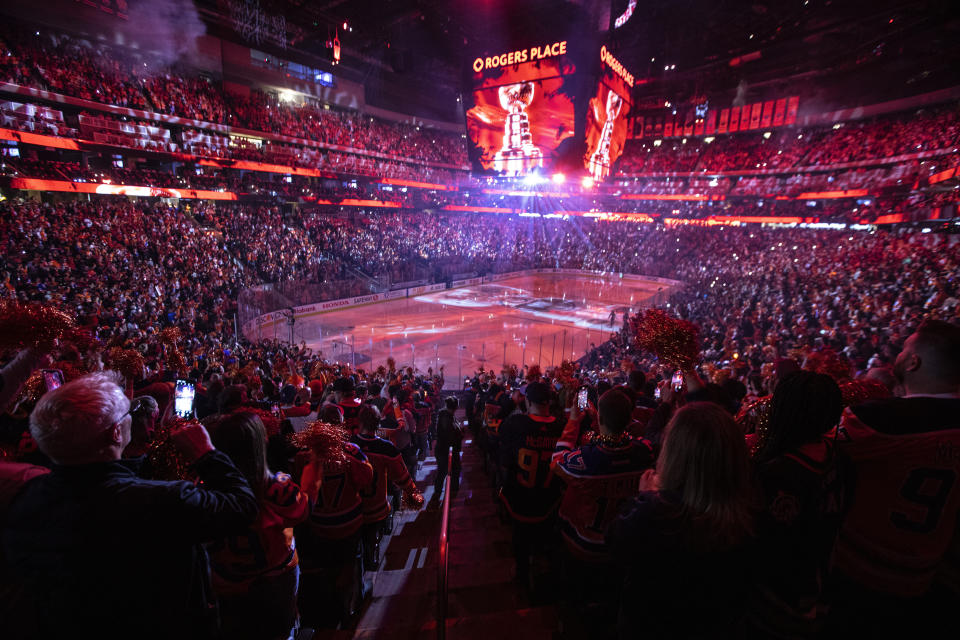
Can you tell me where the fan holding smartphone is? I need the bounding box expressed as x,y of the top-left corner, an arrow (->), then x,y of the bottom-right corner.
577,387 -> 589,411
671,370 -> 685,393
42,369 -> 64,393
174,380 -> 196,418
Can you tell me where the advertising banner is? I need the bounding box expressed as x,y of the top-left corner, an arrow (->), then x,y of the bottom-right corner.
451,277 -> 483,288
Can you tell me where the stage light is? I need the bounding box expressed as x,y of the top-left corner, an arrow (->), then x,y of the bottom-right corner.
524,173 -> 545,186
581,176 -> 594,189
552,173 -> 566,184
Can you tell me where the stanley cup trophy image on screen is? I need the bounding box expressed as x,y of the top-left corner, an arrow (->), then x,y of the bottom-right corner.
493,82 -> 544,174
587,90 -> 623,180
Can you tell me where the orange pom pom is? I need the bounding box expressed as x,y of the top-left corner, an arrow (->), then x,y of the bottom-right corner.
145,417 -> 196,481
290,421 -> 350,469
632,308 -> 700,370
0,301 -> 75,351
106,347 -> 145,382
159,327 -> 182,345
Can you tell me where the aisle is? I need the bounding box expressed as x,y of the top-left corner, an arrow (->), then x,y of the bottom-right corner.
330,435 -> 560,639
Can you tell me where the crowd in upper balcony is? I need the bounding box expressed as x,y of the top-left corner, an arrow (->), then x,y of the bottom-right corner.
618,104 -> 960,176
0,26 -> 468,168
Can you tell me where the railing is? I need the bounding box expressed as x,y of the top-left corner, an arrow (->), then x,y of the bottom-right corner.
437,450 -> 453,639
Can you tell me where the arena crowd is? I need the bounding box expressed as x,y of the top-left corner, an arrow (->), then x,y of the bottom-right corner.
1,193 -> 959,638
0,14 -> 959,640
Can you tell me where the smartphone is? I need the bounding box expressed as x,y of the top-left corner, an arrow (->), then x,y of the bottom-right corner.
577,387 -> 589,411
671,370 -> 684,393
174,380 -> 196,418
42,369 -> 64,393
654,387 -> 661,400
271,402 -> 281,418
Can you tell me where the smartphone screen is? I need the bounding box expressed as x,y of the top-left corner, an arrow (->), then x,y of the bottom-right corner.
577,388 -> 589,410
271,402 -> 281,417
42,369 -> 64,392
174,380 -> 195,418
671,371 -> 684,392
654,387 -> 661,400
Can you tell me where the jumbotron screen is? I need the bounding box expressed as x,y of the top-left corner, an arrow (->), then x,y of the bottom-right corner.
583,47 -> 633,181
465,41 -> 576,176
583,82 -> 631,181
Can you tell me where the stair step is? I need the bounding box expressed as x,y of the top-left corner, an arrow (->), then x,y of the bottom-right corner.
371,567 -> 435,598
353,592 -> 437,632
448,583 -> 535,617
449,538 -> 512,561
432,606 -> 561,639
341,437 -> 554,638
448,558 -> 514,589
449,514 -> 502,532
450,503 -> 498,518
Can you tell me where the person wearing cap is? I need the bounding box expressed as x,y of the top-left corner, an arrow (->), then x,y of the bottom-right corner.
328,377 -> 363,432
481,381 -> 509,482
283,386 -> 316,433
434,396 -> 463,494
772,358 -> 801,394
497,381 -> 564,589
380,388 -> 418,481
308,379 -> 326,405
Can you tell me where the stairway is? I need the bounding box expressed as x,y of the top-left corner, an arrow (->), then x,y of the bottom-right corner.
323,432 -> 561,639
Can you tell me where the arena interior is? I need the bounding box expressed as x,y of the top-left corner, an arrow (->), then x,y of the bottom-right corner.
1,1 -> 960,639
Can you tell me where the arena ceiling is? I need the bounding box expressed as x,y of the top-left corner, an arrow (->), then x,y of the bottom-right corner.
224,0 -> 959,116
262,0 -> 958,78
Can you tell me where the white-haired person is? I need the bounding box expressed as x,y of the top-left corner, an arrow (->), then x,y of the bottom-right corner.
1,371 -> 258,640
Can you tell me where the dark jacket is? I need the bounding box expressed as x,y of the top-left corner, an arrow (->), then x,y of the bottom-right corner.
498,413 -> 564,522
607,491 -> 752,639
2,451 -> 257,640
750,437 -> 852,634
834,396 -> 960,597
434,408 -> 463,457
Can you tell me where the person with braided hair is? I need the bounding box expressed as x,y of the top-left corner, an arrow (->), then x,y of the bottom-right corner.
748,371 -> 852,638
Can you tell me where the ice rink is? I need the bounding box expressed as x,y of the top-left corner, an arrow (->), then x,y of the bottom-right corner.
288,273 -> 674,387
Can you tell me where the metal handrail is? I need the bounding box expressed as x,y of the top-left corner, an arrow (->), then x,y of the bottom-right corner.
437,450 -> 453,640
